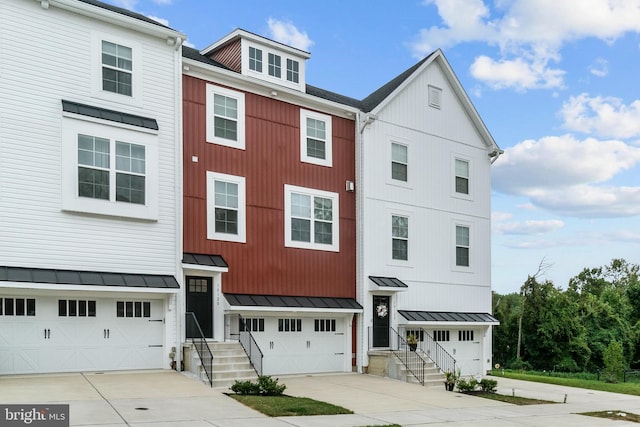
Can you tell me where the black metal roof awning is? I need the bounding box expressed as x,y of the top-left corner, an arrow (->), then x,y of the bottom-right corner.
62,100 -> 159,130
399,310 -> 499,325
369,276 -> 408,288
182,253 -> 228,268
226,293 -> 363,313
0,266 -> 179,289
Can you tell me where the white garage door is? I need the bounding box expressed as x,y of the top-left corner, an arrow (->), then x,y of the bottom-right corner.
254,317 -> 346,375
0,295 -> 165,374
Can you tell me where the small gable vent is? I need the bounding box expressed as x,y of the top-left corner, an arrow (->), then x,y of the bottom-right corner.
428,85 -> 442,109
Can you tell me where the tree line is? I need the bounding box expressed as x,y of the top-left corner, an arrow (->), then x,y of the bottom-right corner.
493,258 -> 640,372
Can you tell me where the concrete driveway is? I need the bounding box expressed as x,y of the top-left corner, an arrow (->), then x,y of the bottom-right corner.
1,370 -> 640,426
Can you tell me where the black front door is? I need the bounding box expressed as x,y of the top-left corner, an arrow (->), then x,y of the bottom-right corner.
372,295 -> 390,347
186,276 -> 213,338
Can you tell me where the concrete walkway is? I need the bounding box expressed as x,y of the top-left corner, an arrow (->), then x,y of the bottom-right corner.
1,370 -> 639,426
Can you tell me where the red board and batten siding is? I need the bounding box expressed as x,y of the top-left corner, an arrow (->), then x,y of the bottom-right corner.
183,75 -> 356,298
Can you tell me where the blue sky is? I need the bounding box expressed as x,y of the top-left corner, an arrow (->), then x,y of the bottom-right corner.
108,0 -> 640,294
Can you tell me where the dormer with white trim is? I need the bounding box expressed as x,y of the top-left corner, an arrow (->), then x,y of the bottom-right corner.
200,29 -> 309,92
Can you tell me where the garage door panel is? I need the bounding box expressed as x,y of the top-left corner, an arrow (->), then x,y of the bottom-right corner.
261,317 -> 347,375
0,295 -> 165,374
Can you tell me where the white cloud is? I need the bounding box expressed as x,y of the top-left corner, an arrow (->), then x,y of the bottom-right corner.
589,58 -> 609,77
412,0 -> 640,91
470,55 -> 564,91
561,94 -> 640,139
492,211 -> 513,221
267,18 -> 313,51
493,135 -> 640,217
153,0 -> 172,4
494,219 -> 565,235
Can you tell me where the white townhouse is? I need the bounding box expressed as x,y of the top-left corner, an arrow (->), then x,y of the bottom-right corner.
0,0 -> 185,374
357,50 -> 502,377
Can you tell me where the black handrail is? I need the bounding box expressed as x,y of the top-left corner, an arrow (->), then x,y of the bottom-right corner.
391,327 -> 426,385
238,315 -> 264,376
417,328 -> 456,376
185,312 -> 213,387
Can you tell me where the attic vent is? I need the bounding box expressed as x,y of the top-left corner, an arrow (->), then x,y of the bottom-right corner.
428,85 -> 442,109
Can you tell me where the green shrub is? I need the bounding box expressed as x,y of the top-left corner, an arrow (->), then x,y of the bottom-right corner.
479,378 -> 498,392
257,375 -> 287,395
509,359 -> 532,371
231,380 -> 261,395
230,376 -> 286,396
456,377 -> 478,392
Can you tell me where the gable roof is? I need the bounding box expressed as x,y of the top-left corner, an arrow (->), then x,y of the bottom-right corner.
362,49 -> 499,151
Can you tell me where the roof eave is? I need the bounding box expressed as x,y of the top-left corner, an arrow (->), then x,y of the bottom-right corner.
49,0 -> 186,42
183,56 -> 360,119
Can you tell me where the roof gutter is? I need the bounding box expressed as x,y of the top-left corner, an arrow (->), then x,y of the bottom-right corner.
489,149 -> 504,165
42,0 -> 186,43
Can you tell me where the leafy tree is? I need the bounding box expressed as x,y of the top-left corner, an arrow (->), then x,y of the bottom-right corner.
603,340 -> 625,383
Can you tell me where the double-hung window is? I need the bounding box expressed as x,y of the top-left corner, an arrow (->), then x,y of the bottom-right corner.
455,159 -> 470,195
101,41 -> 132,96
78,135 -> 110,200
392,215 -> 409,261
249,47 -> 263,72
77,135 -> 145,205
456,225 -> 470,267
391,143 -> 408,182
206,85 -> 245,149
287,59 -> 299,83
285,185 -> 339,252
300,110 -> 332,167
207,172 -> 246,243
268,53 -> 281,78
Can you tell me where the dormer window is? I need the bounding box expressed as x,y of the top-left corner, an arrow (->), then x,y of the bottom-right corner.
268,53 -> 281,78
249,47 -> 262,72
287,59 -> 299,83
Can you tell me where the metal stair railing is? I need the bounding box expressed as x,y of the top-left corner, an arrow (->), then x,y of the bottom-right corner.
391,327 -> 426,385
238,315 -> 264,376
185,312 -> 213,387
419,328 -> 456,376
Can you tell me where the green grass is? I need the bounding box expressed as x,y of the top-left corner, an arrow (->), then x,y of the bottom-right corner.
580,410 -> 640,423
491,369 -> 640,396
463,390 -> 556,405
229,394 -> 353,417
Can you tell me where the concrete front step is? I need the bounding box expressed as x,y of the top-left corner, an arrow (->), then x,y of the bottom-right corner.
204,342 -> 259,385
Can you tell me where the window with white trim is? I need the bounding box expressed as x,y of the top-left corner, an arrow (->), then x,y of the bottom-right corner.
77,134 -> 146,205
284,185 -> 339,252
240,318 -> 264,332
314,319 -> 336,332
391,143 -> 408,182
278,318 -> 302,332
300,110 -> 332,167
249,46 -> 262,72
207,171 -> 246,243
101,41 -> 132,96
392,215 -> 409,261
116,301 -> 151,318
268,53 -> 281,78
433,330 -> 450,342
456,225 -> 470,267
455,159 -> 469,195
459,330 -> 474,341
58,300 -> 96,317
206,84 -> 245,150
287,59 -> 299,83
1,298 -> 36,316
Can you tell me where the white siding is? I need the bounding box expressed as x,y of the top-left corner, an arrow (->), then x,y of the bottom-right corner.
0,0 -> 180,275
358,55 -> 494,373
